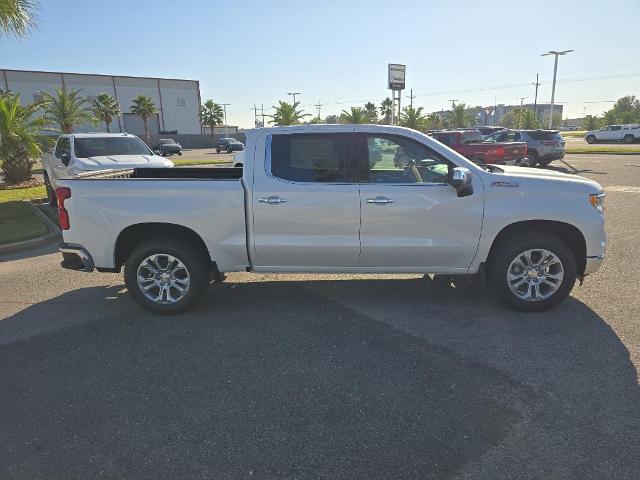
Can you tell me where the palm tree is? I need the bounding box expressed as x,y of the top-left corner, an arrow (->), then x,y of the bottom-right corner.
449,103 -> 473,128
199,100 -> 224,139
363,102 -> 378,123
40,85 -> 94,134
379,98 -> 393,124
130,95 -> 157,144
0,0 -> 38,37
340,107 -> 369,124
399,106 -> 426,131
425,112 -> 441,130
92,93 -> 120,132
0,93 -> 45,183
269,100 -> 309,126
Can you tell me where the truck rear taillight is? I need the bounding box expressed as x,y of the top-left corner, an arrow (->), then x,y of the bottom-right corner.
496,147 -> 505,157
56,187 -> 71,230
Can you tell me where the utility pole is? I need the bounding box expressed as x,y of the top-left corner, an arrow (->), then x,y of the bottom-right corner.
220,103 -> 230,137
260,104 -> 266,127
315,101 -> 323,120
532,73 -> 540,117
518,97 -> 528,129
541,50 -> 573,128
253,104 -> 259,127
287,92 -> 301,104
407,89 -> 415,108
448,99 -> 458,109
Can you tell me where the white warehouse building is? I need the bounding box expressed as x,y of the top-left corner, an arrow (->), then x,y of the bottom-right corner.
0,68 -> 202,136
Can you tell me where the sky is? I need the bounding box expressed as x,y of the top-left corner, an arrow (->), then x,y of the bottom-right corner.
1,0 -> 639,127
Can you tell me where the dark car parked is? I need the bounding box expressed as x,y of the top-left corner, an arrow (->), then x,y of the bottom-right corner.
153,138 -> 182,156
216,137 -> 245,153
484,129 -> 565,166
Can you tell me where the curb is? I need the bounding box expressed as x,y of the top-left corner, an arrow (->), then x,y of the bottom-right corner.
565,151 -> 640,155
0,201 -> 61,256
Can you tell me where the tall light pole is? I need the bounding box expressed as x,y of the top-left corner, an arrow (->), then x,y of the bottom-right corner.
220,103 -> 230,137
287,92 -> 301,104
541,49 -> 573,128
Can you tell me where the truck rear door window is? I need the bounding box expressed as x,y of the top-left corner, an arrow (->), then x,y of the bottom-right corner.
270,134 -> 354,183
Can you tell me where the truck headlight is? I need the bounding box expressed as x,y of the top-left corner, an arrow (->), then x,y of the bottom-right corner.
589,192 -> 605,212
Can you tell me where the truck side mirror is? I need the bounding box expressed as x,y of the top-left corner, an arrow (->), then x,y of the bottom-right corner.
60,153 -> 71,166
450,167 -> 473,197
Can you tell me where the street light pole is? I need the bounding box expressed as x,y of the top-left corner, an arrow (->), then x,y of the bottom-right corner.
541,50 -> 573,129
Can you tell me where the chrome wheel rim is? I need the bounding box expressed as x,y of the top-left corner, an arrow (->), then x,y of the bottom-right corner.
136,254 -> 190,304
507,249 -> 564,301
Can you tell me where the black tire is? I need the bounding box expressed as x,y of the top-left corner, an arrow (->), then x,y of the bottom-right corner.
234,163 -> 243,168
623,134 -> 634,144
227,147 -> 232,153
216,148 -> 221,153
488,232 -> 577,312
527,150 -> 539,167
586,135 -> 596,144
124,236 -> 210,315
43,173 -> 56,206
178,151 -> 182,156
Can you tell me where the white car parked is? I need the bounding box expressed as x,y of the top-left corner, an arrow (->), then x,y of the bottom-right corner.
55,125 -> 606,315
585,124 -> 640,144
43,133 -> 173,203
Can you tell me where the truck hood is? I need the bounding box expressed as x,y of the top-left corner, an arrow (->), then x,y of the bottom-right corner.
492,165 -> 602,190
77,155 -> 173,169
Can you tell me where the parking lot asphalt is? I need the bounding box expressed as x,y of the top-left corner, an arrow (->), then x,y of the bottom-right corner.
1,154 -> 639,479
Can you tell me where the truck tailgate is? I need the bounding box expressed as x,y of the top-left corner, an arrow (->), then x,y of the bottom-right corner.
58,177 -> 249,272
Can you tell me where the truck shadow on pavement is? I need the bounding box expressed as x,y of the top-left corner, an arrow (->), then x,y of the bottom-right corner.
0,277 -> 638,479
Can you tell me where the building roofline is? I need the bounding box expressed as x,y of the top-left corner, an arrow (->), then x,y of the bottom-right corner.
0,67 -> 199,84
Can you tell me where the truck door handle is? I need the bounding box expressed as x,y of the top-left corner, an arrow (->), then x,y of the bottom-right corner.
366,196 -> 394,204
258,196 -> 287,205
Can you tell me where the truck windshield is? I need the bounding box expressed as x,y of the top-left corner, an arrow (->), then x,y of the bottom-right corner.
74,137 -> 152,158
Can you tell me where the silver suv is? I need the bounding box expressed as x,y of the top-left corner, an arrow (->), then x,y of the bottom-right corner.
484,129 -> 565,166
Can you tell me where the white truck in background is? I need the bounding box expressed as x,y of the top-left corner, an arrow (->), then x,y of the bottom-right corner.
585,124 -> 640,144
42,133 -> 173,203
55,125 -> 606,315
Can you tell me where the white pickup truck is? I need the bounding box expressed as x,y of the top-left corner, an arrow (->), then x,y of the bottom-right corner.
43,133 -> 173,203
585,124 -> 640,144
55,125 -> 606,314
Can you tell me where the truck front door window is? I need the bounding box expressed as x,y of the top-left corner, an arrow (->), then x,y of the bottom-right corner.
364,135 -> 451,184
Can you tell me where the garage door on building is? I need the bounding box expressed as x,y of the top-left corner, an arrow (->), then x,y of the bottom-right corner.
123,113 -> 160,138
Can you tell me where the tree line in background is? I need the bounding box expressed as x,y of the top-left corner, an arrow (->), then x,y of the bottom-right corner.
267,95 -> 640,132
581,96 -> 640,130
0,86 -> 159,184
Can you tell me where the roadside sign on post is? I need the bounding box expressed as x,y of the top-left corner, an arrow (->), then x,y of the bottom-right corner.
388,64 -> 406,90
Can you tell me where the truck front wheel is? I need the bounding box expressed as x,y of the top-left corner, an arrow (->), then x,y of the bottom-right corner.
586,135 -> 596,144
488,233 -> 577,312
124,237 -> 209,314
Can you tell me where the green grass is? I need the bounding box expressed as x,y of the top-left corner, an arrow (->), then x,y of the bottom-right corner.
0,201 -> 48,245
0,185 -> 47,203
565,146 -> 640,154
561,131 -> 587,138
172,158 -> 233,167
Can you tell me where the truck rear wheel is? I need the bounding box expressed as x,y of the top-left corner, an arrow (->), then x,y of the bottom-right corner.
124,237 -> 209,314
623,134 -> 635,144
488,233 -> 577,312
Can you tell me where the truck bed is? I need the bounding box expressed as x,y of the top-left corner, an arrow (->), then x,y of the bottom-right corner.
76,167 -> 243,180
